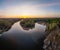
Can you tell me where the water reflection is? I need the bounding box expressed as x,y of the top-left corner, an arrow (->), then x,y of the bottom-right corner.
1,21 -> 46,49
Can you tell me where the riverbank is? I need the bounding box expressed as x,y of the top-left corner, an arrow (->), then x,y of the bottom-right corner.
0,18 -> 21,34
43,18 -> 60,50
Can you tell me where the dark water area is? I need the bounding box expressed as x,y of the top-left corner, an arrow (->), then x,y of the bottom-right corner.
0,21 -> 46,50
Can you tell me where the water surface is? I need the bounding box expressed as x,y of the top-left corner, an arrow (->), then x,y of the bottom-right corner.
1,21 -> 46,49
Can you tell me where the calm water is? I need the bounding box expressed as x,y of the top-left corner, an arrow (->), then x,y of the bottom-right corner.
0,21 -> 46,49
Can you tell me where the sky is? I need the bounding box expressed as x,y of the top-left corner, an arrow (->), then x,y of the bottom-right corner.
0,0 -> 60,18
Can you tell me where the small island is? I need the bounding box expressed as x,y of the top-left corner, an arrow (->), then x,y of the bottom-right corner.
20,19 -> 35,30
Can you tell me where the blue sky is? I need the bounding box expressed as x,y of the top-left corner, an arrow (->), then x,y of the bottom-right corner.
0,0 -> 60,18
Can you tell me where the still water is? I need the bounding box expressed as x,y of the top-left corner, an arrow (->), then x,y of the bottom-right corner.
1,21 -> 46,49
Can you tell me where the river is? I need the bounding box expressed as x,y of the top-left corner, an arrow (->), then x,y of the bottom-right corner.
0,21 -> 46,50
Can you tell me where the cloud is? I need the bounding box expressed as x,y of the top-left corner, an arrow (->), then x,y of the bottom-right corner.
32,2 -> 60,8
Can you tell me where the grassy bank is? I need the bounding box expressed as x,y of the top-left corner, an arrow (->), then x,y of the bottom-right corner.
43,18 -> 60,50
0,18 -> 21,34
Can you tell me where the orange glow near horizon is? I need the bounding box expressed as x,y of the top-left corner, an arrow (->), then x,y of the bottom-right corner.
0,4 -> 59,18
1,14 -> 59,18
2,14 -> 47,18
0,4 -> 60,18
0,0 -> 60,18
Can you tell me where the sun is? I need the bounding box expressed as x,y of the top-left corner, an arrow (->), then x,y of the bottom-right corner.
20,15 -> 30,18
